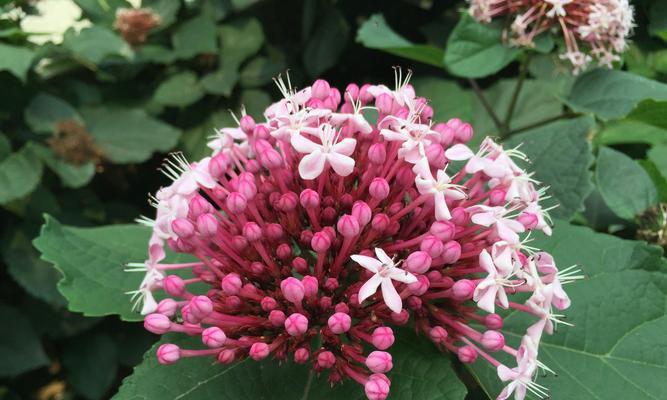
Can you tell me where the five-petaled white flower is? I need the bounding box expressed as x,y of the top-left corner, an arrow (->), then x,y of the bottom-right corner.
468,205 -> 526,244
496,336 -> 547,400
413,159 -> 467,220
473,248 -> 520,313
352,248 -> 417,313
291,123 -> 357,180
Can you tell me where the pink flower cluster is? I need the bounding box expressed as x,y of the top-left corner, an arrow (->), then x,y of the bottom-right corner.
128,70 -> 580,400
468,0 -> 634,73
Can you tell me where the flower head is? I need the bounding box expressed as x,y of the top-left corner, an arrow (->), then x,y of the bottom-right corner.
129,72 -> 573,400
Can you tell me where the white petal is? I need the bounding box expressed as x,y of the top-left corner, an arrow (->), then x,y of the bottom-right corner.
389,268 -> 417,284
331,138 -> 357,156
291,133 -> 321,153
381,278 -> 402,313
471,212 -> 497,227
326,153 -> 355,177
351,254 -> 382,273
445,144 -> 474,160
298,150 -> 326,180
380,128 -> 408,142
374,248 -> 393,265
358,274 -> 382,303
434,192 -> 452,221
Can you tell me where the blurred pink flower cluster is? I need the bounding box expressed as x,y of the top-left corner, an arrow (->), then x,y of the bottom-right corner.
128,70 -> 580,400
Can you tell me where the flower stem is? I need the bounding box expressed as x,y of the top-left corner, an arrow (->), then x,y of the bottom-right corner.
468,78 -> 504,134
502,55 -> 531,139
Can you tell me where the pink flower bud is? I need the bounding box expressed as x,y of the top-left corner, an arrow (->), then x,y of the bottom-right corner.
242,222 -> 262,241
237,179 -> 257,200
171,218 -> 195,238
452,279 -> 475,300
188,195 -> 212,218
319,296 -> 333,310
366,351 -> 393,373
226,192 -> 247,213
259,148 -> 283,169
280,277 -> 305,304
365,375 -> 390,400
196,213 -> 218,237
404,251 -> 432,274
330,88 -> 341,106
302,275 -> 318,298
368,144 -> 387,165
485,314 -> 504,330
175,238 -> 193,253
269,310 -> 286,327
217,349 -> 236,364
351,201 -> 372,226
323,95 -> 337,111
261,296 -> 277,311
481,330 -> 505,351
294,347 -> 310,364
441,240 -> 462,264
231,235 -> 248,251
277,192 -> 298,211
156,299 -> 178,317
284,313 -> 309,336
425,143 -> 446,168
407,275 -> 430,296
299,189 -> 320,209
420,235 -> 444,258
327,312 -> 351,334
202,327 -> 227,348
324,278 -> 339,291
447,118 -> 473,143
488,188 -> 507,206
375,93 -> 394,114
317,351 -> 336,369
189,295 -> 213,320
157,343 -> 180,365
458,345 -> 477,363
359,84 -> 373,102
390,309 -> 409,325
265,223 -> 284,240
371,213 -> 390,232
249,342 -> 270,360
429,326 -> 448,344
450,207 -> 469,226
345,83 -> 359,101
292,257 -> 309,274
221,273 -> 242,295
371,327 -> 394,350
517,212 -> 539,230
321,207 -> 336,224
311,231 -> 331,253
312,79 -> 331,100
407,296 -> 422,310
240,115 -> 255,134
208,154 -> 229,179
163,275 -> 185,296
430,221 -> 456,241
334,302 -> 349,314
144,313 -> 171,334
276,243 -> 292,260
253,125 -> 270,140
337,214 -> 360,238
369,178 -> 390,200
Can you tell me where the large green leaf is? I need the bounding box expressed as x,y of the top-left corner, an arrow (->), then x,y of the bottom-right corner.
63,26 -> 133,64
172,14 -> 218,59
0,42 -> 35,82
0,145 -> 43,205
219,18 -> 264,70
412,77 -> 473,122
567,69 -> 667,120
81,107 -> 180,163
444,14 -> 519,78
24,93 -> 82,134
303,8 -> 350,77
33,216 -> 150,321
115,331 -> 466,400
596,147 -> 658,220
32,144 -> 95,188
594,119 -> 667,147
626,99 -> 667,131
468,221 -> 667,399
0,305 -> 49,377
63,334 -> 118,400
240,56 -> 286,88
505,116 -> 595,220
356,14 -> 444,68
648,145 -> 667,185
153,72 -> 205,107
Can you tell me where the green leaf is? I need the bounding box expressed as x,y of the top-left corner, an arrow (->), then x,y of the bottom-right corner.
31,144 -> 95,188
649,1 -> 667,42
241,89 -> 272,118
239,56 -> 286,88
594,119 -> 667,147
0,305 -> 49,377
0,145 -> 43,205
505,116 -> 595,220
201,68 -> 239,97
444,14 -> 519,78
74,0 -> 130,25
639,160 -> 667,203
172,14 -> 218,59
596,147 -> 658,220
181,111 -> 236,161
648,145 -> 667,182
219,18 -> 264,70
143,0 -> 181,30
24,93 -> 82,134
566,69 -> 667,120
136,45 -> 176,64
63,26 -> 133,64
303,9 -> 350,77
469,221 -> 667,399
3,228 -> 66,307
33,215 -> 150,321
0,133 -> 10,161
153,72 -> 205,107
626,99 -> 667,131
81,107 -> 180,163
472,79 -> 563,139
412,77 -> 473,122
63,334 -> 118,400
115,331 -> 466,399
356,14 -> 445,68
0,42 -> 35,82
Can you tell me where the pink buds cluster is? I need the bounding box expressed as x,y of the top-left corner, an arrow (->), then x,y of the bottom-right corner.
468,0 -> 634,73
130,70 -> 579,400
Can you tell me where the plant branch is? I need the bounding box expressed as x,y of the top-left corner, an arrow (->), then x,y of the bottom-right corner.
502,55 -> 531,139
467,78 -> 504,134
504,111 -> 578,137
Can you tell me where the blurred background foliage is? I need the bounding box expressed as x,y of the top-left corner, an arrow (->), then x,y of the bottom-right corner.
1,0 -> 667,399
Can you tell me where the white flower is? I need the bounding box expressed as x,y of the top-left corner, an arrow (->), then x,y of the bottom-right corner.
473,248 -> 520,313
496,336 -> 548,400
413,159 -> 467,220
469,205 -> 526,244
352,248 -> 417,313
291,124 -> 357,180
545,0 -> 572,18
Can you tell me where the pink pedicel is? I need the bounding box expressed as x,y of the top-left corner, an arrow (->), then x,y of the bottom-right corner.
130,71 -> 579,400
